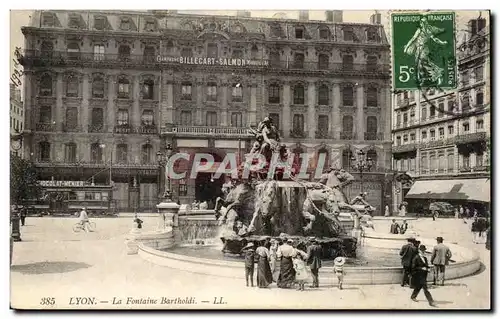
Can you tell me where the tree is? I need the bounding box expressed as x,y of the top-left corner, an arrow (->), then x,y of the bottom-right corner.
10,155 -> 41,206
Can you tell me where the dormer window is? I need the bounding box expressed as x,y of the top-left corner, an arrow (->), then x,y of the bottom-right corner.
366,28 -> 378,42
145,20 -> 155,32
319,28 -> 329,40
295,27 -> 304,39
68,16 -> 80,29
120,18 -> 131,31
42,13 -> 54,27
343,27 -> 354,41
94,16 -> 105,30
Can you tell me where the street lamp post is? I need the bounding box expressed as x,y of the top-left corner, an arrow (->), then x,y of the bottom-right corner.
350,149 -> 374,193
156,143 -> 174,202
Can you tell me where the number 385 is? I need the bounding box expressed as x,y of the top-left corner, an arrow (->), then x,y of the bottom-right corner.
398,66 -> 415,83
40,297 -> 55,305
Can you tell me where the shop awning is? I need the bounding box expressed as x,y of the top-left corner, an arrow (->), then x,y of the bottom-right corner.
405,178 -> 490,203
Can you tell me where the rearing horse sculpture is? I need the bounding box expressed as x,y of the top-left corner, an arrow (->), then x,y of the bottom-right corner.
247,180 -> 279,235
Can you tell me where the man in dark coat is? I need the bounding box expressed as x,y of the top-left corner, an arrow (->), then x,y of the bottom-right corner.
390,219 -> 400,234
411,245 -> 436,307
400,237 -> 417,287
306,237 -> 322,288
430,236 -> 452,286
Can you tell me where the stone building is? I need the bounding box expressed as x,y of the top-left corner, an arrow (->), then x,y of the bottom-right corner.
19,10 -> 392,213
10,83 -> 24,156
391,16 -> 490,214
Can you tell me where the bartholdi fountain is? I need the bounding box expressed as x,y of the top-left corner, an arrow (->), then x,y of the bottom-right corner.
132,117 -> 483,285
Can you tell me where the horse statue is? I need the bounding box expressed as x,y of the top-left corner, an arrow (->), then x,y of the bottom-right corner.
216,181 -> 256,235
247,180 -> 279,235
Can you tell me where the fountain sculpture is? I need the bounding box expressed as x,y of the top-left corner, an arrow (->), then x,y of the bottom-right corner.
216,117 -> 367,259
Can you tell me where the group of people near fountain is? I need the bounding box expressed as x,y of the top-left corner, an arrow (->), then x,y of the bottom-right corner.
390,219 -> 410,234
240,236 -> 346,290
399,236 -> 453,307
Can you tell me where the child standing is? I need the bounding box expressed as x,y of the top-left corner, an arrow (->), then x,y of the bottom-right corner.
293,249 -> 310,291
333,257 -> 346,290
241,242 -> 255,287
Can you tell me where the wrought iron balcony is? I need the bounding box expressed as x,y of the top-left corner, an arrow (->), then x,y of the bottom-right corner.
18,50 -> 391,74
315,130 -> 334,139
454,131 -> 487,145
472,165 -> 489,172
160,125 -> 251,137
136,125 -> 158,135
35,123 -> 56,132
290,129 -> 307,138
340,132 -> 354,140
364,132 -> 384,141
114,124 -> 132,134
88,124 -> 104,133
393,143 -> 417,154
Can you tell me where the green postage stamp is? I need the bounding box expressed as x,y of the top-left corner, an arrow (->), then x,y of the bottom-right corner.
391,12 -> 457,90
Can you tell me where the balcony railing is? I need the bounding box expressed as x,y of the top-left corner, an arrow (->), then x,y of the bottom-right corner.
19,50 -> 391,73
454,131 -> 487,145
364,132 -> 384,141
340,132 -> 354,140
35,123 -> 56,132
88,124 -> 104,133
161,125 -> 251,137
472,165 -> 489,172
33,160 -> 159,170
290,129 -> 307,138
114,125 -> 132,134
393,143 -> 417,153
136,125 -> 158,135
315,131 -> 334,139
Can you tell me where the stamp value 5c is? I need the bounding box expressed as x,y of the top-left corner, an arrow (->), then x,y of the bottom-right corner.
391,12 -> 457,90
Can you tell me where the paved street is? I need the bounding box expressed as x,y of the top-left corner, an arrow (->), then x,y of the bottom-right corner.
10,216 -> 490,310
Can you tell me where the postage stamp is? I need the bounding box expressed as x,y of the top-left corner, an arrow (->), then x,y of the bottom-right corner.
392,12 -> 457,90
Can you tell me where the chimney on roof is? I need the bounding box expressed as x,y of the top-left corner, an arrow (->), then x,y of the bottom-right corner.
236,11 -> 251,18
299,10 -> 309,21
370,12 -> 382,24
326,10 -> 343,23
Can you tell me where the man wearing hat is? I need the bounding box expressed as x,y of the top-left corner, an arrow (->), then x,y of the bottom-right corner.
410,245 -> 436,307
399,237 -> 417,287
241,242 -> 256,287
306,237 -> 322,288
430,237 -> 452,286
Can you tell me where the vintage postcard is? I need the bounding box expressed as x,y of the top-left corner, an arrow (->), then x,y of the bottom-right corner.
9,8 -> 491,310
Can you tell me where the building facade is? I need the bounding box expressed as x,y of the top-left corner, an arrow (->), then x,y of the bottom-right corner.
10,83 -> 24,156
391,16 -> 490,213
20,10 -> 392,213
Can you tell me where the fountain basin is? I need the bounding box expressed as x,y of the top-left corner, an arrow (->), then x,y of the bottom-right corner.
137,231 -> 482,285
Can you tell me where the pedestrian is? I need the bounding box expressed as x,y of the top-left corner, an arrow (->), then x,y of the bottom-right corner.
333,256 -> 346,290
430,236 -> 452,286
390,219 -> 400,234
276,238 -> 296,288
384,204 -> 390,217
471,217 -> 480,243
306,237 -> 322,288
255,240 -> 273,288
465,207 -> 471,219
269,238 -> 279,282
454,207 -> 459,219
411,245 -> 436,307
241,242 -> 255,287
20,207 -> 27,226
486,226 -> 491,250
400,220 -> 409,234
292,248 -> 309,291
400,237 -> 417,287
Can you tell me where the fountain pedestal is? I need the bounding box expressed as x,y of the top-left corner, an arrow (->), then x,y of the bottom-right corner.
125,201 -> 180,255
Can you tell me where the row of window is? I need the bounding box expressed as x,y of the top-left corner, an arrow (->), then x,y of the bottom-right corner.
460,65 -> 485,85
38,72 -> 155,100
37,72 -> 379,107
395,119 -> 485,145
395,151 -> 486,173
38,107 -> 155,130
10,104 -> 23,116
42,12 -> 380,43
37,141 -> 156,164
395,91 -> 484,127
39,40 -> 381,71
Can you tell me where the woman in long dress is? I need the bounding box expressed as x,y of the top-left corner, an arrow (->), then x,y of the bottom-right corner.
255,241 -> 273,288
277,239 -> 296,288
269,239 -> 279,282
